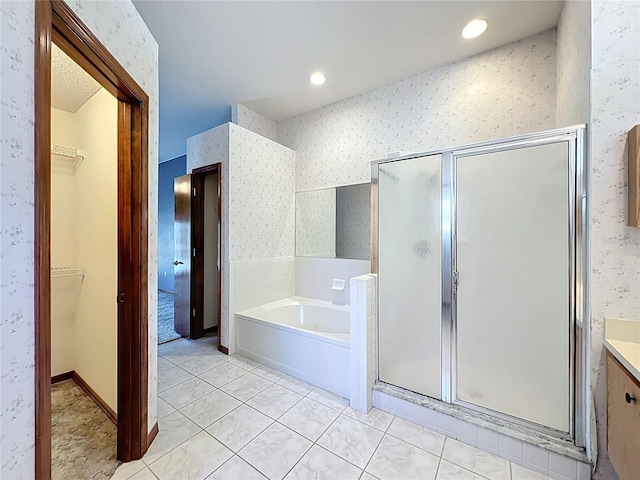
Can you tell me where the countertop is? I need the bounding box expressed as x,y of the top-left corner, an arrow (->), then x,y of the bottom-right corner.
605,317 -> 640,383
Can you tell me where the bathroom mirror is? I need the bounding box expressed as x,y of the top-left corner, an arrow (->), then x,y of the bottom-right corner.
295,183 -> 371,260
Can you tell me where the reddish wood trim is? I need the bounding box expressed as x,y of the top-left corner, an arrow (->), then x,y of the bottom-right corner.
50,0 -> 148,103
35,2 -> 53,479
190,172 -> 205,340
192,164 -> 220,175
190,164 -> 223,347
51,372 -> 73,385
71,372 -> 117,425
35,0 -> 150,476
219,346 -> 229,355
146,423 -> 159,451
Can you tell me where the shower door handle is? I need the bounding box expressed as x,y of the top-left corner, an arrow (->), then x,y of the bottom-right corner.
173,260 -> 183,266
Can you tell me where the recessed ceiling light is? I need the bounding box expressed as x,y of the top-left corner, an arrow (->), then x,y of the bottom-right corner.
461,19 -> 488,39
309,72 -> 326,86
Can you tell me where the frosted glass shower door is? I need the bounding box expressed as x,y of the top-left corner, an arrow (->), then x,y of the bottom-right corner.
455,142 -> 570,432
378,154 -> 442,399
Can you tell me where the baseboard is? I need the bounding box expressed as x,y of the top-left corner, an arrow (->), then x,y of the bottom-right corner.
218,345 -> 229,355
147,422 -> 159,450
51,371 -> 74,384
203,326 -> 218,335
71,371 -> 117,425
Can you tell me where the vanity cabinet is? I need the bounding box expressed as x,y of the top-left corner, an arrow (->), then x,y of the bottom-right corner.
607,351 -> 640,480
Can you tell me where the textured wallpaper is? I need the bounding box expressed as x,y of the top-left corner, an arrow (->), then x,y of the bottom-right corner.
295,189 -> 336,257
0,4 -> 38,476
556,1 -> 591,127
0,0 -> 158,475
187,124 -> 231,348
336,183 -> 371,260
277,29 -> 557,191
228,123 -> 296,261
187,123 -> 295,350
231,103 -> 278,142
589,2 -> 640,478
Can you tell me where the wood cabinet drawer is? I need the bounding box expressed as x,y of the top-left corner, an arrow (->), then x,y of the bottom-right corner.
607,352 -> 640,480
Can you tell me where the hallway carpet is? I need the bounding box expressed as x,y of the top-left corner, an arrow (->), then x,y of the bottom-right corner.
52,380 -> 119,480
158,290 -> 181,344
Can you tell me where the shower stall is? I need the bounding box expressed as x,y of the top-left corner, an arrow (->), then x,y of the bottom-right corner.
372,126 -> 587,447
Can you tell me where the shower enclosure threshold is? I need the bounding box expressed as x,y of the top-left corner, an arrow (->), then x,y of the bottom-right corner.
373,382 -> 589,463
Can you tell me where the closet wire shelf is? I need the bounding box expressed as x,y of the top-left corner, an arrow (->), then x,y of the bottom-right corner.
51,267 -> 85,278
51,144 -> 85,171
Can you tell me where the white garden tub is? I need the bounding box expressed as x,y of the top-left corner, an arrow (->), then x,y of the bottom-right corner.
235,297 -> 350,397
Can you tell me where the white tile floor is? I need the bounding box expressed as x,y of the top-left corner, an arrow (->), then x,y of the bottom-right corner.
112,337 -> 553,480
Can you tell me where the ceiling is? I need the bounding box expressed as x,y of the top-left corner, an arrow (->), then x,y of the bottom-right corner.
132,1 -> 564,162
51,43 -> 101,113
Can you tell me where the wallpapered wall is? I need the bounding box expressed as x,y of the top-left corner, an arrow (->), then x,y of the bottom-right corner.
187,123 -> 295,351
228,123 -> 296,261
277,29 -> 557,191
187,124 -> 231,347
0,0 -> 158,476
555,0 -> 594,466
232,103 -> 278,143
589,2 -> 640,478
556,0 -> 591,128
295,189 -> 336,257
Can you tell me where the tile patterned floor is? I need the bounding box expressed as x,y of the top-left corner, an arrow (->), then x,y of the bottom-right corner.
112,337 -> 553,480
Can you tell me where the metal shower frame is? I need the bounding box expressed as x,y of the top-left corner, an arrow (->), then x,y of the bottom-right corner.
370,125 -> 588,447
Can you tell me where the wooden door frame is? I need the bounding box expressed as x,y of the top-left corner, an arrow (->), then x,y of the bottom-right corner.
35,1 -> 152,477
191,164 -> 224,352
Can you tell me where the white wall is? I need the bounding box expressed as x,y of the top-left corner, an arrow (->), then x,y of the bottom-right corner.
232,103 -> 278,142
556,1 -> 591,128
589,2 -> 640,478
228,123 -> 296,261
296,257 -> 369,306
51,90 -> 119,412
278,29 -> 557,191
72,89 -> 118,412
51,108 -> 80,376
0,1 -> 158,475
188,123 -> 296,352
203,173 -> 219,329
188,123 -> 231,346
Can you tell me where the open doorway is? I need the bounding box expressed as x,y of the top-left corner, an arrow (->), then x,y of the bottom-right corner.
49,42 -> 119,478
35,2 -> 151,478
158,156 -> 186,345
173,164 -> 223,350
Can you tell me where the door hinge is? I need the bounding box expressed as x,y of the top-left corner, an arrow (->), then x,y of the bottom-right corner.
117,292 -> 126,304
193,247 -> 196,257
192,308 -> 196,317
192,187 -> 197,197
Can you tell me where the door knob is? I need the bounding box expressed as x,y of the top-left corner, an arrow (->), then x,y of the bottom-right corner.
173,260 -> 184,266
626,392 -> 637,404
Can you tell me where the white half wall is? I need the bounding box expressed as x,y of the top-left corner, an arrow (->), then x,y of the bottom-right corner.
295,257 -> 370,306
